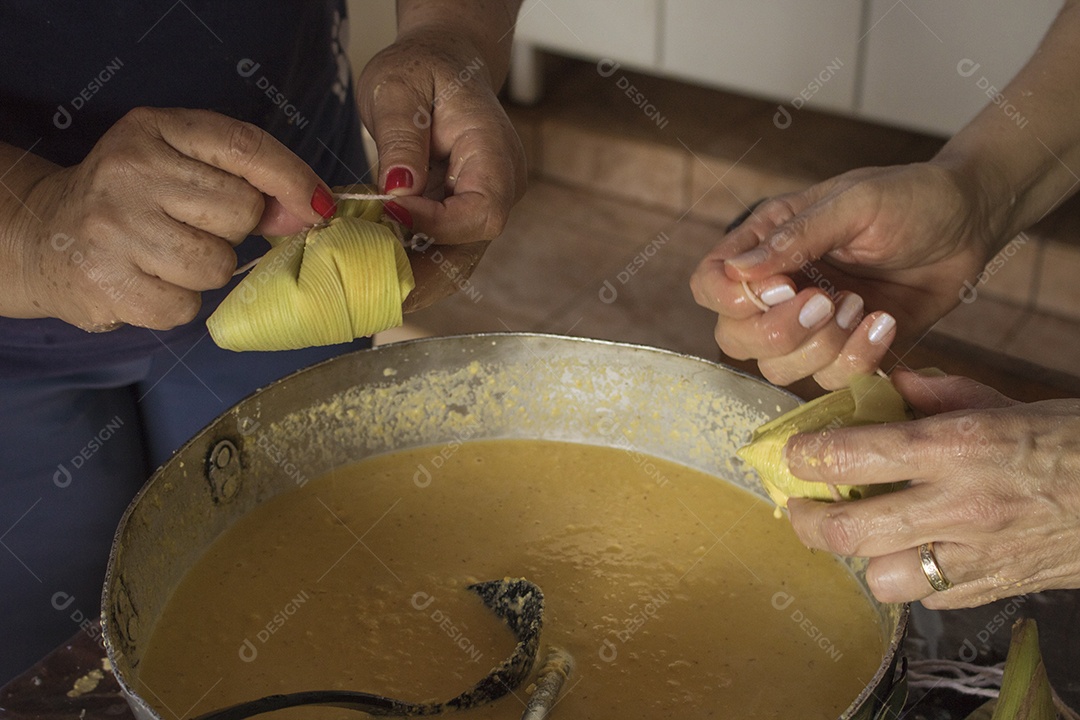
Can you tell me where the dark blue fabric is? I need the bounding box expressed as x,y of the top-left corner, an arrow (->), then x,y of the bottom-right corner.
0,332 -> 372,683
0,0 -> 373,377
0,1 -> 382,682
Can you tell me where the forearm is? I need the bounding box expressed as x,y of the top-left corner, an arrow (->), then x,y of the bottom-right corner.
396,0 -> 523,88
0,141 -> 61,317
933,0 -> 1080,252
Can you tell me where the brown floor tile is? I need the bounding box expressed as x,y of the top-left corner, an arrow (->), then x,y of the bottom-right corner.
540,217 -> 725,359
686,154 -> 814,226
972,233 -> 1039,307
373,323 -> 435,346
515,181 -> 675,246
1037,241 -> 1080,321
930,296 -> 1026,349
405,182 -> 677,335
1003,312 -> 1080,377
540,120 -> 688,212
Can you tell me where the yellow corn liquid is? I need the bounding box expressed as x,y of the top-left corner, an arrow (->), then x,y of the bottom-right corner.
138,440 -> 886,719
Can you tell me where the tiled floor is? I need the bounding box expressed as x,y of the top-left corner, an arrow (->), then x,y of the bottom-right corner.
383,57 -> 1080,403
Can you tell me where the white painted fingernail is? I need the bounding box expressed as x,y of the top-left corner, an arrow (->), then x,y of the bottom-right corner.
759,284 -> 796,307
727,246 -> 769,269
798,294 -> 834,329
868,313 -> 896,344
835,293 -> 864,330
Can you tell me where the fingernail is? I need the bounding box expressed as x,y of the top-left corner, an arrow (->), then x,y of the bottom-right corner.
727,246 -> 768,269
311,185 -> 336,220
868,313 -> 896,344
384,201 -> 413,228
759,284 -> 796,307
384,167 -> 413,195
798,294 -> 834,329
835,293 -> 864,330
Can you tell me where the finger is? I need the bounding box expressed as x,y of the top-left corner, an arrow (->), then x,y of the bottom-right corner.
690,256 -> 797,318
784,411 -> 961,485
864,542 -> 984,604
394,127 -> 525,245
811,310 -> 896,390
713,289 -> 835,361
787,483 -> 943,557
110,271 -> 203,331
757,292 -> 864,386
891,369 -> 1018,415
723,191 -> 867,282
133,218 -> 237,291
365,78 -> 432,197
153,148 -> 266,243
140,108 -> 332,230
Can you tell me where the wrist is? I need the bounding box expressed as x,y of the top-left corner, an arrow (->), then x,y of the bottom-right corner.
395,5 -> 517,88
929,145 -> 1016,263
0,162 -> 64,320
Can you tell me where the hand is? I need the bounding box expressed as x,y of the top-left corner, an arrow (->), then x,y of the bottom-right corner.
16,107 -> 333,331
689,163 -> 996,389
784,369 -> 1080,609
357,28 -> 526,310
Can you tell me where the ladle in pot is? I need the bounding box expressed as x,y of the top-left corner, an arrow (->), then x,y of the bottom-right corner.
194,578 -> 545,720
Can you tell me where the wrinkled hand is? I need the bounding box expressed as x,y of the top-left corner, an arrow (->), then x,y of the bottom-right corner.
785,369 -> 1080,609
690,163 -> 995,388
358,29 -> 526,311
19,107 -> 333,331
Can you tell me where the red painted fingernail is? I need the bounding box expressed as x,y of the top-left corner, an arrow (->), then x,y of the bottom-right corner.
311,185 -> 336,219
384,201 -> 413,228
384,167 -> 413,193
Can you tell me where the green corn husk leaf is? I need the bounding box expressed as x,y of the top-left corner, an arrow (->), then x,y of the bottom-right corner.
208,211 -> 414,352
983,619 -> 1057,720
736,373 -> 911,508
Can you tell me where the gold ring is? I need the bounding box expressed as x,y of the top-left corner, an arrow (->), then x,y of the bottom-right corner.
918,542 -> 953,592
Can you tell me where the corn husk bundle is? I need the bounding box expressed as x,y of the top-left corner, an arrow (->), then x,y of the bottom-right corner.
208,186 -> 414,352
736,373 -> 911,508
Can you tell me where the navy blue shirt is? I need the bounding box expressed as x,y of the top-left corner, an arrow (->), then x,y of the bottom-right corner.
0,1 -> 369,377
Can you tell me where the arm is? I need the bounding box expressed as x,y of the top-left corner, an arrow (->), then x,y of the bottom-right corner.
691,0 -> 1080,388
939,0 -> 1080,245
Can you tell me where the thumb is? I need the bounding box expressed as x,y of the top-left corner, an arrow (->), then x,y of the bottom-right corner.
723,189 -> 867,282
367,79 -> 431,197
892,368 -> 1018,416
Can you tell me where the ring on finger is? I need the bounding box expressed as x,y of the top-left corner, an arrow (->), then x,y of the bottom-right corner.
918,542 -> 953,592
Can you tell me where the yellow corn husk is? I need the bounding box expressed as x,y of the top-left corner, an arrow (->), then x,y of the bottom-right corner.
207,187 -> 414,352
984,619 -> 1057,720
736,373 -> 910,508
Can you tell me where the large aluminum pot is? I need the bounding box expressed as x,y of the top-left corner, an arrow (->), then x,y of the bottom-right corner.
103,333 -> 907,720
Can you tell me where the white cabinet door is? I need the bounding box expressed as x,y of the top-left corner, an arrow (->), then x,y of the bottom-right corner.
859,0 -> 1062,135
514,0 -> 661,68
660,1 -> 862,113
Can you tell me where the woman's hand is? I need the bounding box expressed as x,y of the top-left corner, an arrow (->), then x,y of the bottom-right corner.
357,23 -> 526,312
784,369 -> 1080,609
13,107 -> 333,331
689,162 -> 997,389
